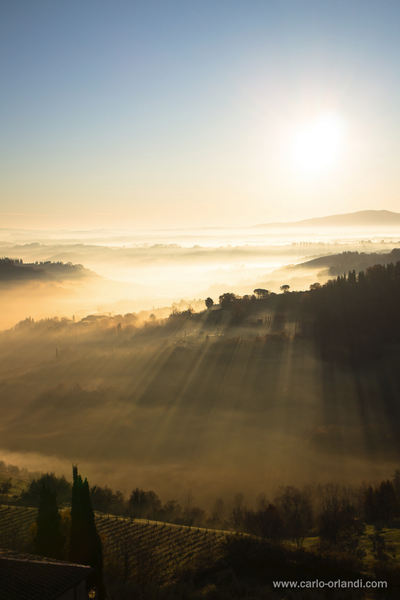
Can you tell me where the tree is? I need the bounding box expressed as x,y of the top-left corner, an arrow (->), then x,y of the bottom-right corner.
34,483 -> 65,559
90,484 -> 125,515
275,486 -> 313,546
392,470 -> 400,512
218,292 -> 237,310
318,483 -> 343,543
229,493 -> 245,531
280,284 -> 290,293
69,466 -> 105,599
176,490 -> 205,526
0,477 -> 12,497
318,483 -> 363,544
182,505 -> 206,527
363,480 -> 398,521
21,472 -> 72,506
244,504 -> 284,541
205,297 -> 214,309
256,492 -> 268,511
128,488 -> 161,519
207,497 -> 226,529
163,499 -> 182,522
253,288 -> 269,299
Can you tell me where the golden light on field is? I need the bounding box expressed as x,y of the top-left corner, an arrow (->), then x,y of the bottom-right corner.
294,114 -> 345,171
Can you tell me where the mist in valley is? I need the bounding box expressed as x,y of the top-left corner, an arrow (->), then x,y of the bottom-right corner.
2,223 -> 400,510
1,222 -> 399,329
4,5 -> 400,596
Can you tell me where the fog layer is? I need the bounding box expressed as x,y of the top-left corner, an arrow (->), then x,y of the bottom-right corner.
1,224 -> 399,330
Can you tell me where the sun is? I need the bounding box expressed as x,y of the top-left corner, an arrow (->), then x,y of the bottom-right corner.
294,114 -> 344,171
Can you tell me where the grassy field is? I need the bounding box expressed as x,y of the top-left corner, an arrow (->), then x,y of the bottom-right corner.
285,521 -> 400,565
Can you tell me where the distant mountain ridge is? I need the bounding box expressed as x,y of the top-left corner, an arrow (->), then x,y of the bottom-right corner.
254,210 -> 400,229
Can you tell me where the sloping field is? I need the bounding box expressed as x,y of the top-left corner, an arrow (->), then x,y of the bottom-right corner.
96,515 -> 225,582
0,505 -> 225,582
0,505 -> 37,550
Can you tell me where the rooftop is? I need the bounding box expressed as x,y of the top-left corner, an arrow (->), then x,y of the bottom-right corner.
0,549 -> 94,600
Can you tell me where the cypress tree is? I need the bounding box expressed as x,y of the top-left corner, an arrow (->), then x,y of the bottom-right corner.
34,483 -> 65,559
69,466 -> 105,599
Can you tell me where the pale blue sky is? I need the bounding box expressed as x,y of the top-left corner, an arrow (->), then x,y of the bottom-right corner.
1,1 -> 400,229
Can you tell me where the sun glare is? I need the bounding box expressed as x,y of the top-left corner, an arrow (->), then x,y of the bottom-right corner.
294,114 -> 344,171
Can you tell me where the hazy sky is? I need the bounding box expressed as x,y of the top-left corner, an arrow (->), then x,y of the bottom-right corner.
1,1 -> 400,230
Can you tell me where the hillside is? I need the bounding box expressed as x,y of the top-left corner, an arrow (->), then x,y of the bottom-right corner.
0,505 -> 225,584
290,248 -> 400,276
1,257 -> 400,502
3,501 -> 400,598
0,258 -> 100,283
255,209 -> 400,229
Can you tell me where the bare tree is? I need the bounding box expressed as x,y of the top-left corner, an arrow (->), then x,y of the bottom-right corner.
244,504 -> 283,541
275,485 -> 313,546
256,493 -> 268,511
208,498 -> 226,529
318,483 -> 363,544
229,493 -> 245,531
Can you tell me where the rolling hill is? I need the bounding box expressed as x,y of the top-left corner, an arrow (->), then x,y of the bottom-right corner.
254,209 -> 400,229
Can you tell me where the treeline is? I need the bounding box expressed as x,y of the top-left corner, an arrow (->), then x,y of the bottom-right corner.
0,256 -> 97,282
13,312 -> 139,333
0,258 -> 24,265
20,474 -> 205,526
16,470 -> 400,546
0,460 -> 41,482
201,259 -> 400,358
302,260 -> 400,361
206,474 -> 400,548
6,257 -> 400,374
9,468 -> 400,598
326,248 -> 400,276
296,248 -> 400,276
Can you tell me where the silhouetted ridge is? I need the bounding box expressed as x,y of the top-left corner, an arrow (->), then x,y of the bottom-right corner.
0,258 -> 99,282
254,209 -> 400,228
